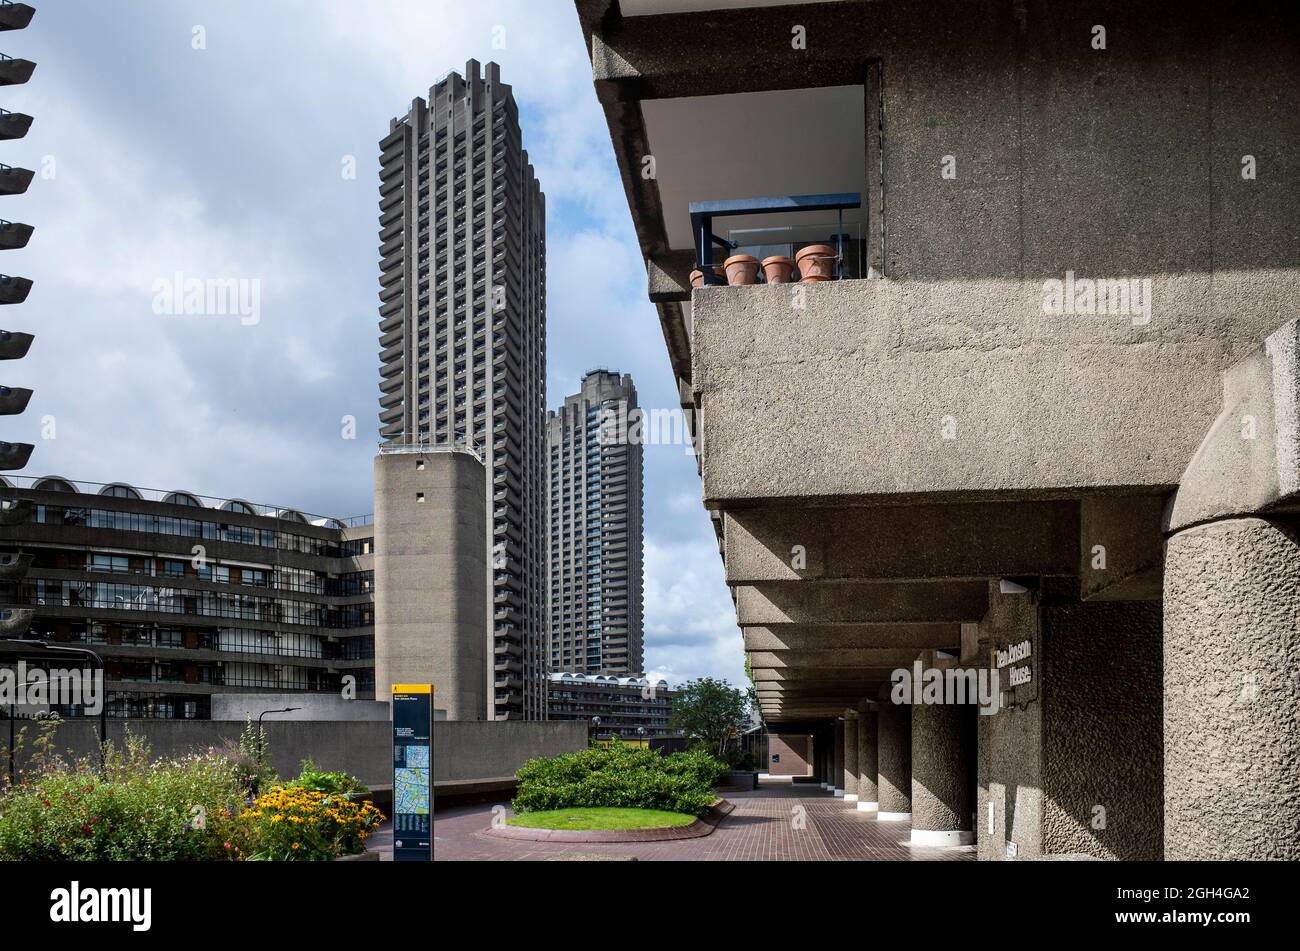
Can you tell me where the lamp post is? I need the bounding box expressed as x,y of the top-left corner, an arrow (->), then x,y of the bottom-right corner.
256,707 -> 300,763
589,715 -> 601,745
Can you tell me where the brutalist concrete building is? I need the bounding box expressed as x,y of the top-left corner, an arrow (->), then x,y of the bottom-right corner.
378,60 -> 548,720
0,476 -> 374,718
576,0 -> 1300,859
546,672 -> 673,739
547,369 -> 645,675
373,446 -> 487,720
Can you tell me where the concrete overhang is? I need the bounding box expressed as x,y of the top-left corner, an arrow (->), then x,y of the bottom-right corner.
742,624 -> 958,651
735,580 -> 989,626
723,501 -> 1078,583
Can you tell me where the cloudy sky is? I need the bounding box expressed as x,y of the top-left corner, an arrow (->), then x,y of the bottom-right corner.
8,0 -> 743,688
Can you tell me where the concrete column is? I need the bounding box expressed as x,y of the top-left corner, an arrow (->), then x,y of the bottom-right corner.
832,718 -> 845,795
877,701 -> 911,820
911,700 -> 974,846
842,710 -> 859,801
1164,517 -> 1300,859
856,702 -> 879,811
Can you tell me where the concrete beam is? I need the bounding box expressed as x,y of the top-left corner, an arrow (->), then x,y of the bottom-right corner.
724,501 -> 1078,584
748,649 -> 923,670
1169,317 -> 1300,531
1079,495 -> 1166,601
588,2 -> 879,101
752,667 -> 900,683
736,581 -> 989,626
742,624 -> 959,652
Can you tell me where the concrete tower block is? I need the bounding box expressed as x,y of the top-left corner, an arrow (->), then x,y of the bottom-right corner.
857,703 -> 879,811
842,710 -> 859,801
877,701 -> 911,820
910,700 -> 974,846
1164,517 -> 1300,859
832,718 -> 845,796
374,450 -> 488,720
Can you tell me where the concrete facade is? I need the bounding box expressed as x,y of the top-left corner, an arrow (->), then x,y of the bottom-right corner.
546,369 -> 645,675
576,0 -> 1300,860
0,476 -> 375,718
378,61 -> 548,721
373,449 -> 487,720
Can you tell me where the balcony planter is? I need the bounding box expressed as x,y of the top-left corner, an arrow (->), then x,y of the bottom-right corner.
761,255 -> 795,284
689,266 -> 724,289
723,254 -> 760,286
795,244 -> 836,282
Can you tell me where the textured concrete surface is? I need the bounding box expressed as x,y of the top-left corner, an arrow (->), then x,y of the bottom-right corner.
857,704 -> 879,806
842,711 -> 859,799
1169,318 -> 1300,531
911,699 -> 973,835
832,718 -> 844,794
1040,599 -> 1163,860
724,502 -> 1077,583
1164,517 -> 1300,859
374,450 -> 487,720
432,721 -> 587,783
976,584 -> 1043,861
877,701 -> 911,816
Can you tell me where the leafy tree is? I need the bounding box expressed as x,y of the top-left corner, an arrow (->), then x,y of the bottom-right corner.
670,677 -> 749,759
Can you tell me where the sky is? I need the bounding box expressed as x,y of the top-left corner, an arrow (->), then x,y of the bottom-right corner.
7,0 -> 744,689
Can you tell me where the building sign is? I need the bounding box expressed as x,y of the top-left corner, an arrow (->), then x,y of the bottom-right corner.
392,684 -> 432,862
995,639 -> 1033,688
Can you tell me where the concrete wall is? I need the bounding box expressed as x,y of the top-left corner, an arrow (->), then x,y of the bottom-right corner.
373,450 -> 487,720
690,0 -> 1300,505
432,720 -> 587,782
7,719 -> 394,788
977,584 -> 1162,860
211,693 -> 390,722
6,718 -> 588,792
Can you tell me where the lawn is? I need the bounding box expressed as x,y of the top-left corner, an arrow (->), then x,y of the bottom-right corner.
506,807 -> 697,831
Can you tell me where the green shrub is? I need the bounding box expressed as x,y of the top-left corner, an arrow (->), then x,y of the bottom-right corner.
238,785 -> 383,861
282,758 -> 369,797
0,732 -> 247,861
512,742 -> 724,817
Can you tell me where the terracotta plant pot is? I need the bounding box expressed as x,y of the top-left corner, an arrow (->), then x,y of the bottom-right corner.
761,255 -> 795,284
795,244 -> 837,282
689,266 -> 725,288
724,254 -> 760,286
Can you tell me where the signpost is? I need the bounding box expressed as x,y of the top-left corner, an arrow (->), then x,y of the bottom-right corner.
391,684 -> 433,862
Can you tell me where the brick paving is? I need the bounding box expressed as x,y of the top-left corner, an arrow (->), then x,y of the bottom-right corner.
425,781 -> 977,861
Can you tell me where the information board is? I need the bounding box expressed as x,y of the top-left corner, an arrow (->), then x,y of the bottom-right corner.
391,684 -> 433,862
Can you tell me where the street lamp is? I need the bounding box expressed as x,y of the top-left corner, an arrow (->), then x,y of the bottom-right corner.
589,715 -> 601,744
256,707 -> 300,761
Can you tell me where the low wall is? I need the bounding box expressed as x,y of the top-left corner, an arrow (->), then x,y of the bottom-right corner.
7,719 -> 587,793
433,721 -> 586,782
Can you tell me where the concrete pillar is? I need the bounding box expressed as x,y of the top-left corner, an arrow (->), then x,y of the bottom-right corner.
877,701 -> 911,820
1164,517 -> 1300,859
910,700 -> 974,845
817,727 -> 830,788
842,710 -> 859,801
856,702 -> 879,811
832,718 -> 845,795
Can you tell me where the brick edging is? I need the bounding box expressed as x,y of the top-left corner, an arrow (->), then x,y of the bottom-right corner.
484,799 -> 735,843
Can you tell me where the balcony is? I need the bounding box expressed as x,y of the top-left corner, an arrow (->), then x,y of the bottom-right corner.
0,217 -> 32,249
0,3 -> 35,31
689,192 -> 864,286
0,107 -> 30,140
0,163 -> 32,196
0,52 -> 34,86
0,272 -> 30,304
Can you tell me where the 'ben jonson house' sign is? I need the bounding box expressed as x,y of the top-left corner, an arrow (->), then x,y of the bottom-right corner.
996,639 -> 1033,688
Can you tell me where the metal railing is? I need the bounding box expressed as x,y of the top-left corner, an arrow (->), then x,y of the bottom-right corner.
689,192 -> 863,285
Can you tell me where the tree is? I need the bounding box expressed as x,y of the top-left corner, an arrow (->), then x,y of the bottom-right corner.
670,678 -> 750,759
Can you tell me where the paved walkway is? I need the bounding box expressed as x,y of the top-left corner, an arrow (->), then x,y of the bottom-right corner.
426,781 -> 976,861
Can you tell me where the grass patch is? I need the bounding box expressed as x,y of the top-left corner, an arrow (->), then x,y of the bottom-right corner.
506,807 -> 697,831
